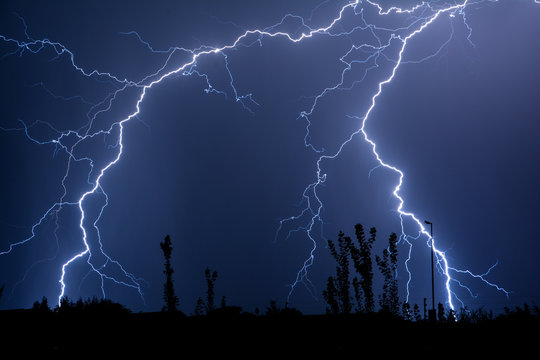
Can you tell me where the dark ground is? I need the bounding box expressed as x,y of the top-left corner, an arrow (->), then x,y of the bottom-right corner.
2,309 -> 538,357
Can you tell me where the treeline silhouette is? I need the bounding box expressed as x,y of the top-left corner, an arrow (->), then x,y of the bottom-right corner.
31,296 -> 131,314
0,225 -> 538,355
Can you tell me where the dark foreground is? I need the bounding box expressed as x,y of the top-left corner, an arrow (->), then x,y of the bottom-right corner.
2,309 -> 538,357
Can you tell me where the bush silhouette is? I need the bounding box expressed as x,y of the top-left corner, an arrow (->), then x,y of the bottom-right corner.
160,234 -> 180,312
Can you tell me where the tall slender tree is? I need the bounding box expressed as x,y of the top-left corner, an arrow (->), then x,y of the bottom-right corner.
160,235 -> 179,312
205,267 -> 218,313
376,232 -> 399,315
349,224 -> 376,312
322,276 -> 340,315
323,231 -> 353,314
413,303 -> 422,321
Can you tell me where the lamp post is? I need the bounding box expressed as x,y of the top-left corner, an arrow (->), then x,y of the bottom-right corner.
424,220 -> 435,320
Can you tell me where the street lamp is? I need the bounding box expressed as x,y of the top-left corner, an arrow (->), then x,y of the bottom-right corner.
424,220 -> 435,320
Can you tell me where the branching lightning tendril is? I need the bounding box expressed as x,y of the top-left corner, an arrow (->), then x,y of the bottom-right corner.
1,0 -> 531,309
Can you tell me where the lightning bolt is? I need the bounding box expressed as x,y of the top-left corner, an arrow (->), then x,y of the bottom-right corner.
0,0 -> 361,307
275,0 -> 518,310
1,0 -> 533,310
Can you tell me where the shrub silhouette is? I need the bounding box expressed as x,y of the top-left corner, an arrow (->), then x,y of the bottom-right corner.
160,234 -> 179,312
32,297 -> 51,313
55,297 -> 131,314
323,224 -> 400,315
349,224 -> 376,313
194,267 -> 219,315
323,231 -> 352,314
205,267 -> 218,313
265,300 -> 302,317
376,232 -> 399,315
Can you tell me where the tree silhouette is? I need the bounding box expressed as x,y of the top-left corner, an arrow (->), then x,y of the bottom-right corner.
323,231 -> 352,314
402,302 -> 412,321
349,224 -> 376,312
220,296 -> 227,309
160,234 -> 179,312
265,300 -> 302,317
54,297 -> 131,314
322,276 -> 340,315
376,232 -> 399,315
323,224 -> 397,314
205,267 -> 218,313
457,306 -> 494,324
265,300 -> 281,316
447,308 -> 456,323
194,297 -> 205,316
32,296 -> 51,313
193,267 -> 220,315
413,303 -> 422,321
437,302 -> 445,322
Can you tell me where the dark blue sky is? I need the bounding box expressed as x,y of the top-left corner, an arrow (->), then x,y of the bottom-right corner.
0,0 -> 539,314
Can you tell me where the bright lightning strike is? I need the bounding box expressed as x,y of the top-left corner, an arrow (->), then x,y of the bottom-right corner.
275,0 -> 518,310
1,0 -> 533,310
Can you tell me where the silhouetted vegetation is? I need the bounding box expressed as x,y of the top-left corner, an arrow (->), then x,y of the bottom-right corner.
323,231 -> 353,314
413,303 -> 422,321
323,223 -> 401,315
402,301 -> 412,320
376,232 -> 399,315
350,224 -> 376,312
32,296 -> 51,313
194,267 -> 219,315
0,223 -> 538,356
28,296 -> 131,314
160,234 -> 180,312
192,267 -> 253,318
204,267 -> 218,312
55,297 -> 131,314
265,300 -> 302,317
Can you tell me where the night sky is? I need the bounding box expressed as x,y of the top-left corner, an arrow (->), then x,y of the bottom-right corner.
0,0 -> 539,315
